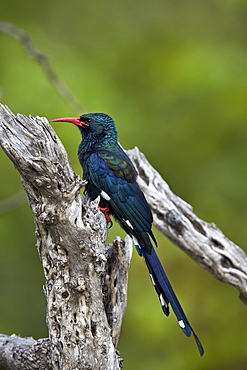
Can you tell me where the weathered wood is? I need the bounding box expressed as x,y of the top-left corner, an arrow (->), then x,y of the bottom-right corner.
0,104 -> 132,370
128,147 -> 247,304
0,335 -> 51,370
0,103 -> 246,368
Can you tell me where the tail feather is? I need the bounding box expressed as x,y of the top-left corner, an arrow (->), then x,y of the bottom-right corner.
137,245 -> 204,356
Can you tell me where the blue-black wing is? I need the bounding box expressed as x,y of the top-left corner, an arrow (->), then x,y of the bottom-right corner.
85,149 -> 204,356
85,150 -> 156,253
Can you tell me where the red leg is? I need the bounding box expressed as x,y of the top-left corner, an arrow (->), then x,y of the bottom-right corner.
98,206 -> 113,227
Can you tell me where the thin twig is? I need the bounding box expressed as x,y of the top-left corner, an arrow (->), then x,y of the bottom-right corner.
0,22 -> 85,115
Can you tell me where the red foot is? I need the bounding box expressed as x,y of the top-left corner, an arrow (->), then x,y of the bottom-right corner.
99,206 -> 113,227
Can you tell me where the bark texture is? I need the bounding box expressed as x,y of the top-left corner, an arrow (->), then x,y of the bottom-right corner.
0,335 -> 51,370
0,104 -> 132,369
127,148 -> 247,304
0,104 -> 246,369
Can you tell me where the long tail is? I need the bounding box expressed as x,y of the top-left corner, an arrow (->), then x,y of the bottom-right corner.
136,245 -> 204,356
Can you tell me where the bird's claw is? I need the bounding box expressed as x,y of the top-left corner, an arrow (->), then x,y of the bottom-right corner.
98,206 -> 113,228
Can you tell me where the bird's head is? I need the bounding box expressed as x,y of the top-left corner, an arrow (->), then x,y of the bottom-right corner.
51,113 -> 117,139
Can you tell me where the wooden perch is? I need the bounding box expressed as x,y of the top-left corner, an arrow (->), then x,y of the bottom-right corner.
0,104 -> 132,369
127,148 -> 247,305
0,103 -> 246,368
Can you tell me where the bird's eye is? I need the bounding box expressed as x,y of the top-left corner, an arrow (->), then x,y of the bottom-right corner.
80,117 -> 92,124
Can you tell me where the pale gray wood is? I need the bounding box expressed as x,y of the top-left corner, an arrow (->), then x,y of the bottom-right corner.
0,103 -> 246,368
0,335 -> 51,370
0,104 -> 132,370
127,147 -> 247,304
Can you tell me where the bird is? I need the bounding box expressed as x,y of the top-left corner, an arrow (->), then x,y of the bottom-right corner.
51,113 -> 204,356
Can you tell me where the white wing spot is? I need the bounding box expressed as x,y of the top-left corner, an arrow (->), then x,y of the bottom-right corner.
150,273 -> 155,286
178,320 -> 185,328
100,190 -> 110,201
132,236 -> 139,248
159,294 -> 167,307
126,220 -> 134,229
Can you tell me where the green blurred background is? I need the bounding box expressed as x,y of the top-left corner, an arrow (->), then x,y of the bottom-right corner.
1,1 -> 247,369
